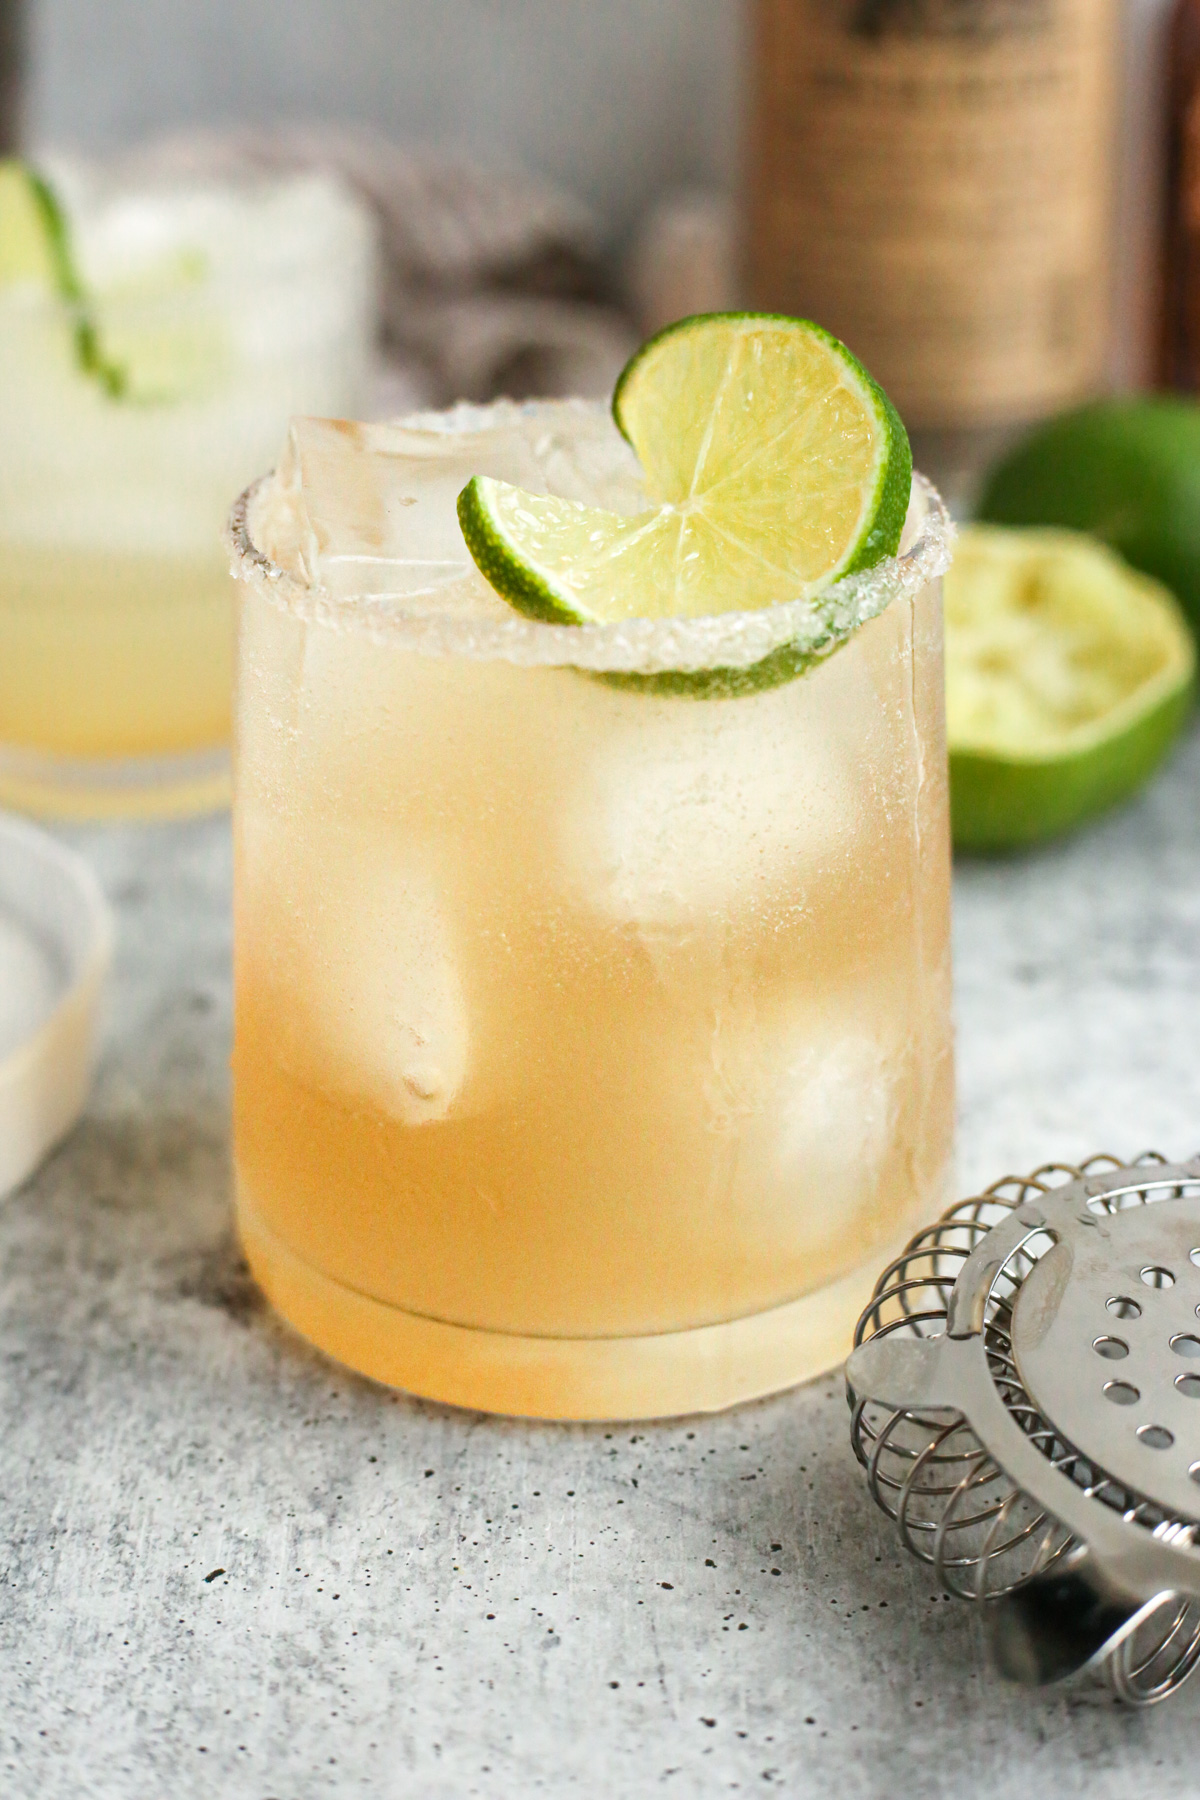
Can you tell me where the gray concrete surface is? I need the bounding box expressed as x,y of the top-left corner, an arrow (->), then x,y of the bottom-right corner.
6,726 -> 1200,1796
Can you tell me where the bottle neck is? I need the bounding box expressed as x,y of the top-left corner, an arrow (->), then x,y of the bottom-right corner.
0,0 -> 23,157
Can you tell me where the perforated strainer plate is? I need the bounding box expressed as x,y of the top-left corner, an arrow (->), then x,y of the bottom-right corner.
846,1156 -> 1200,1706
1013,1197 -> 1200,1517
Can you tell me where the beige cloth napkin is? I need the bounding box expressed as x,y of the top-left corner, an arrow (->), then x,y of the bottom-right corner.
116,125 -> 638,405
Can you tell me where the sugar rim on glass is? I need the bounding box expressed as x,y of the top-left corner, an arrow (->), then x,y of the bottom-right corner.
225,411 -> 954,679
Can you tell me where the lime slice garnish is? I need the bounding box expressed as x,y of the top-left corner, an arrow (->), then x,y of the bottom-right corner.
0,159 -> 223,402
0,157 -> 128,397
456,313 -> 911,635
946,524 -> 1195,850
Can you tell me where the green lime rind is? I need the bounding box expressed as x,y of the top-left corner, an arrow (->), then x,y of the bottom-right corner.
951,676 -> 1194,851
978,398 -> 1200,640
456,474 -> 861,701
593,633 -> 834,702
457,312 -> 914,699
612,311 -> 912,578
23,168 -> 86,305
6,161 -> 130,398
594,634 -> 831,700
2,159 -> 227,406
456,476 -> 576,625
458,471 -> 914,702
947,525 -> 1196,851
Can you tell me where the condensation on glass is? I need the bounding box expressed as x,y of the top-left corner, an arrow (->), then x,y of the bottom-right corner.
226,413 -> 956,1420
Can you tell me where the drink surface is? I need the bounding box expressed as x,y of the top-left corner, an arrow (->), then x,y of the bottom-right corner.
230,402 -> 954,1413
0,163 -> 374,809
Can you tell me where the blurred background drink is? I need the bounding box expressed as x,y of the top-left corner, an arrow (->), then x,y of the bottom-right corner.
227,406 -> 955,1420
0,157 -> 374,818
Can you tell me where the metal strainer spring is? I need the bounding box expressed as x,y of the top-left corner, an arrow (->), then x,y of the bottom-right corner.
846,1155 -> 1200,1706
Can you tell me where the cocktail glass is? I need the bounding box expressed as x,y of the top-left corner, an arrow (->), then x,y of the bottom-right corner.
0,168 -> 375,818
227,404 -> 955,1421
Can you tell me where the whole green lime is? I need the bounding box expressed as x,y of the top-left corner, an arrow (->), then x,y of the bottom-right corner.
978,398 -> 1200,637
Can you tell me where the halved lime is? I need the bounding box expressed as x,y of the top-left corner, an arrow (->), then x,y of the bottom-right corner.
978,399 -> 1200,640
457,313 -> 911,639
946,525 -> 1195,850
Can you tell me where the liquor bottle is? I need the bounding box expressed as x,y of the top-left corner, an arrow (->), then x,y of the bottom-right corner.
0,0 -> 22,155
1162,0 -> 1200,387
745,0 -> 1120,510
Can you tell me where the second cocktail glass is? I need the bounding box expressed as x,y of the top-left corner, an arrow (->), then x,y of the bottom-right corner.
0,164 -> 375,818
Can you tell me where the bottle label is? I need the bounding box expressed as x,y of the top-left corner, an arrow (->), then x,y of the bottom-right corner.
747,0 -> 1117,427
1184,87 -> 1200,232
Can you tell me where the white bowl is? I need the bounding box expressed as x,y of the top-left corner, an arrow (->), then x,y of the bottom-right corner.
0,813 -> 113,1198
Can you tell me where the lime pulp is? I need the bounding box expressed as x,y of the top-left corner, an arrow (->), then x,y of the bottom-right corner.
946,524 -> 1195,849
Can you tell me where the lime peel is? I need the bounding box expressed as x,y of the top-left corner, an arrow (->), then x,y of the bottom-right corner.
978,398 -> 1200,641
0,159 -> 129,397
611,311 -> 911,587
455,314 -> 913,695
0,158 -> 226,405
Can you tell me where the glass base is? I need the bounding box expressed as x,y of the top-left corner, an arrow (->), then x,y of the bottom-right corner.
0,741 -> 231,821
239,1192 -> 904,1421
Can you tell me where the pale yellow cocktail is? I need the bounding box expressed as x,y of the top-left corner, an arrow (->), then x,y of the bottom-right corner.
228,395 -> 954,1419
0,160 -> 374,817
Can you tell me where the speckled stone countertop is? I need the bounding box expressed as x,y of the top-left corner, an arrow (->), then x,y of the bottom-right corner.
5,730 -> 1200,1799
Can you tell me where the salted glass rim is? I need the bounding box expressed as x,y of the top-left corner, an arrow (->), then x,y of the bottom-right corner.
225,460 -> 954,678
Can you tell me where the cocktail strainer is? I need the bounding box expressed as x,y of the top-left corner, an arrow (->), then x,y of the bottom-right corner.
845,1155 -> 1200,1705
